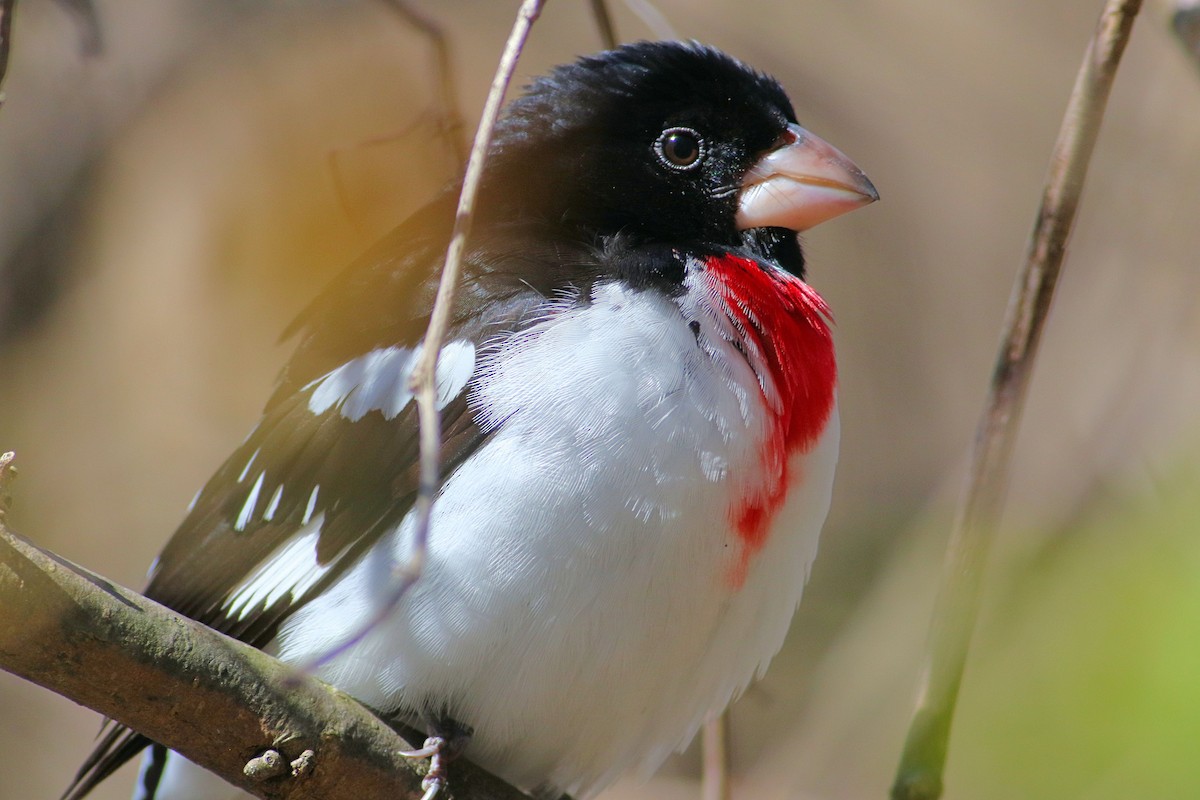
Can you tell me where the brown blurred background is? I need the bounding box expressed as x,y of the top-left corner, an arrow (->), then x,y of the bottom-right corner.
2,1 -> 1199,798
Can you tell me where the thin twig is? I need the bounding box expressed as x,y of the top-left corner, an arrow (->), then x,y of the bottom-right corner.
409,0 -> 547,582
701,714 -> 731,800
299,0 -> 548,674
890,2 -> 1142,799
589,0 -> 618,48
380,0 -> 468,168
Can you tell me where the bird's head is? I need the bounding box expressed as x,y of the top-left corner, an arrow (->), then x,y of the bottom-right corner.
481,41 -> 877,272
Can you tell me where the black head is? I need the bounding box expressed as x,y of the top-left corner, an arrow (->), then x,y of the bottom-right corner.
481,41 -> 799,252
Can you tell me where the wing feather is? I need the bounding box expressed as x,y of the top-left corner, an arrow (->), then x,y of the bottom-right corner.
64,217 -> 595,799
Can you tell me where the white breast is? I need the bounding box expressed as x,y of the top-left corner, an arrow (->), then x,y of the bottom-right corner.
275,279 -> 839,798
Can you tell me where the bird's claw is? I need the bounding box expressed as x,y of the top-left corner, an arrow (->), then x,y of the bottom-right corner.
398,736 -> 445,760
400,736 -> 449,800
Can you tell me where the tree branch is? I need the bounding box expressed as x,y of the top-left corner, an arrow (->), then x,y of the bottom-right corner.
0,516 -> 527,799
890,2 -> 1143,799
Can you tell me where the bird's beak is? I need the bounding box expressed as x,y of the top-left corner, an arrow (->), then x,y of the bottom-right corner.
736,123 -> 878,232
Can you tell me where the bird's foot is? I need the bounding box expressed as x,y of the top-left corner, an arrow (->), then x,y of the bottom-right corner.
399,724 -> 472,800
400,737 -> 449,800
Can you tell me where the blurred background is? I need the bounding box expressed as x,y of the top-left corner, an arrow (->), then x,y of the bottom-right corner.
1,0 -> 1199,798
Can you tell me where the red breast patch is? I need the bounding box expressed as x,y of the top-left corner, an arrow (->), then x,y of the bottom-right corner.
704,254 -> 837,587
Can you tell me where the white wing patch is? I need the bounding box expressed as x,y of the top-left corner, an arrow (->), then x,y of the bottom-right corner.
237,448 -> 261,483
224,513 -> 330,621
301,485 -> 320,526
263,484 -> 284,522
305,341 -> 476,422
234,471 -> 265,532
433,341 -> 477,407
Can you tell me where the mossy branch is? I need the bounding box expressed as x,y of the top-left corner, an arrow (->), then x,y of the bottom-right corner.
0,512 -> 527,800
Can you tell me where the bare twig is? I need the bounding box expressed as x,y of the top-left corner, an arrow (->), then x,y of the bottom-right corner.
409,0 -> 546,585
701,715 -> 731,800
890,2 -> 1143,799
300,0 -> 548,674
380,0 -> 468,168
589,0 -> 618,48
0,522 -> 526,800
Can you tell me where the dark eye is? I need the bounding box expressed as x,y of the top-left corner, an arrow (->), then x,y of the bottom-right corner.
655,127 -> 705,171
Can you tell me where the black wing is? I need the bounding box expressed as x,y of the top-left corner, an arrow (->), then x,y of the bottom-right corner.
63,361 -> 491,799
64,205 -> 595,799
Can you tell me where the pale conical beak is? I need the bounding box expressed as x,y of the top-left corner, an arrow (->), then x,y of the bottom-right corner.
735,123 -> 878,232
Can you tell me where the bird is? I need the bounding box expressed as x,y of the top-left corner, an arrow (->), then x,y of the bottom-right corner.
65,39 -> 876,800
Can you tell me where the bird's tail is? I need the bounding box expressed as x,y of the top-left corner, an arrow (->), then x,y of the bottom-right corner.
63,722 -> 152,800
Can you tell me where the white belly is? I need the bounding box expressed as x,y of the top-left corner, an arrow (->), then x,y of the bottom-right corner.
276,281 -> 839,798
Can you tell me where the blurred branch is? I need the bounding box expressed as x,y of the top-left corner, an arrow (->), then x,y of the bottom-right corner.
54,0 -> 102,55
381,0 -> 467,168
0,0 -> 15,106
300,0 -> 548,673
622,0 -> 677,40
1174,0 -> 1200,71
589,0 -> 618,48
0,516 -> 527,799
0,0 -> 101,106
701,715 -> 730,800
890,2 -> 1143,799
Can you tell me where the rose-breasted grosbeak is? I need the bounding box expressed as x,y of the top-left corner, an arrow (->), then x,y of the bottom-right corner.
66,40 -> 876,800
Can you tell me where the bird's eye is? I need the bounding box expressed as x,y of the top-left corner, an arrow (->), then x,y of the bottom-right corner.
655,127 -> 705,171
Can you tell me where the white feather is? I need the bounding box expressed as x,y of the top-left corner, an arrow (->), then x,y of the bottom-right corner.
235,449 -> 259,483
262,484 -> 283,522
305,341 -> 476,421
233,471 -> 264,532
301,485 -> 320,526
224,514 -> 329,621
